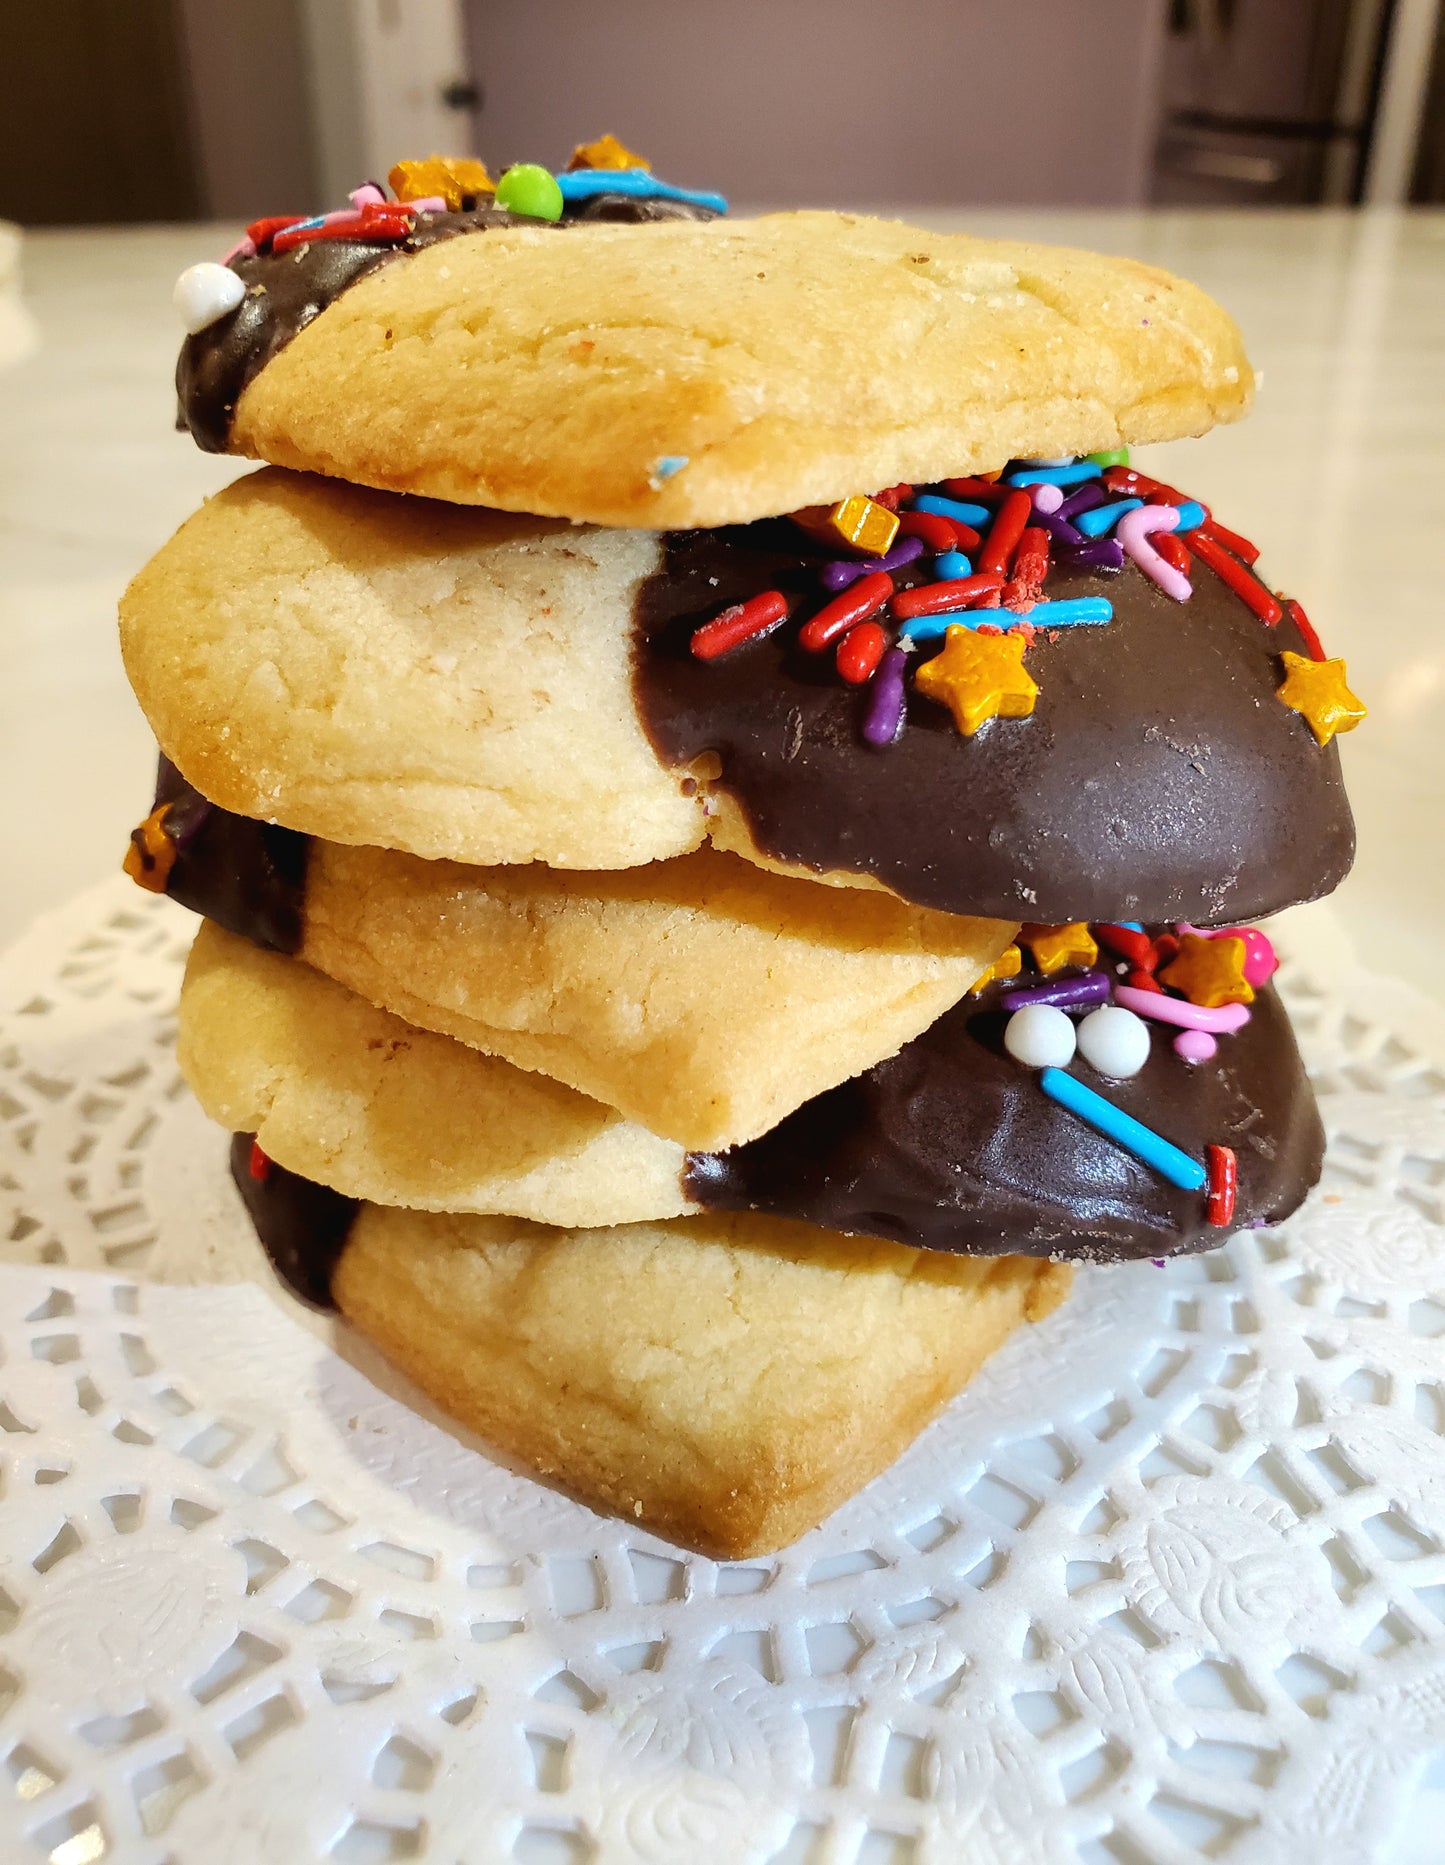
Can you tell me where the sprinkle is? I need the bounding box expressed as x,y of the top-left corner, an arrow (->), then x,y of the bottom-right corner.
1005,462 -> 1103,488
173,261 -> 247,334
1177,923 -> 1278,988
1159,933 -> 1254,1008
1030,508 -> 1086,548
1185,530 -> 1281,623
349,182 -> 387,208
1103,465 -> 1200,511
495,162 -> 564,221
248,1139 -> 272,1182
1057,482 -> 1107,521
1284,597 -> 1326,662
650,455 -> 689,486
1076,1004 -> 1152,1079
1275,651 -> 1366,746
1116,920 -> 1144,932
895,510 -> 964,553
219,237 -> 255,264
1003,527 -> 1049,608
971,943 -> 1023,991
1075,497 -> 1142,538
1154,531 -> 1192,576
1203,516 -> 1260,564
1021,922 -> 1099,975
800,572 -> 894,652
977,489 -> 1033,576
690,590 -> 788,660
1029,483 -> 1065,514
245,214 -> 305,247
1087,447 -> 1130,467
1205,1144 -> 1238,1225
1118,504 -> 1192,601
1039,1068 -> 1206,1191
940,476 -> 1007,499
1167,500 -> 1208,533
820,536 -> 924,590
872,483 -> 914,510
568,133 -> 651,172
861,647 -> 907,747
893,574 -> 1005,621
914,626 -> 1038,734
999,971 -> 1112,1012
1174,1029 -> 1218,1063
795,495 -> 900,559
933,549 -> 973,580
912,493 -> 992,527
556,168 -> 728,213
1095,923 -> 1156,968
1061,538 -> 1125,573
1005,1005 -> 1078,1069
1113,984 -> 1251,1033
1013,596 -> 1113,627
837,620 -> 889,684
389,155 -> 495,206
123,804 -> 176,893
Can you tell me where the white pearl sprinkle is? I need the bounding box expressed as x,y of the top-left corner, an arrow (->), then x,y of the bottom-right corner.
173,262 -> 246,334
1004,1004 -> 1077,1070
1077,1005 -> 1151,1079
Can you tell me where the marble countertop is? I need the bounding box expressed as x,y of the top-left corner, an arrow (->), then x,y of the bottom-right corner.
2,211 -> 1442,994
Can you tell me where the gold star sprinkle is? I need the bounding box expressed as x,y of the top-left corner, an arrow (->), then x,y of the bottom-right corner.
568,133 -> 651,172
1276,651 -> 1366,747
1020,923 -> 1099,975
388,155 -> 495,208
970,943 -> 1022,992
1160,933 -> 1255,1009
914,626 -> 1039,736
791,494 -> 900,559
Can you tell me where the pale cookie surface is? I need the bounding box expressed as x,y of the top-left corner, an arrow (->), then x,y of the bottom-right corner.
300,843 -> 1013,1150
334,1203 -> 1072,1557
179,924 -> 692,1226
119,469 -> 694,870
226,211 -> 1251,527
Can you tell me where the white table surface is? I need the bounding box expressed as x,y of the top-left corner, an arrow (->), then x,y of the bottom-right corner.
2,210 -> 1442,989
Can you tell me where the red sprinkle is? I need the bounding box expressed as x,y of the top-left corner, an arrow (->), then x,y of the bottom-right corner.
941,476 -> 1008,500
895,510 -> 963,553
1206,1144 -> 1238,1227
274,214 -> 413,253
1103,466 -> 1203,513
1096,923 -> 1155,967
1004,525 -> 1049,608
837,621 -> 888,684
690,590 -> 789,660
1155,531 -> 1191,576
1203,516 -> 1260,564
892,573 -> 1005,619
1126,969 -> 1165,993
1285,596 -> 1326,661
977,489 -> 1032,577
872,483 -> 913,510
248,1139 -> 272,1182
1187,531 -> 1283,625
245,213 -> 305,246
799,572 -> 893,652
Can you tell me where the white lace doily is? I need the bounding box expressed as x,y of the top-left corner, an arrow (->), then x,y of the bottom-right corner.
1,877 -> 1442,1864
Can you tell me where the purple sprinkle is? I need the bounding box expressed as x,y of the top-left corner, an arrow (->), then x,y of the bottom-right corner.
861,647 -> 907,747
1057,482 -> 1107,521
1062,538 -> 1125,573
1151,1257 -> 1166,1268
998,970 -> 1114,1012
1030,508 -> 1085,547
820,535 -> 925,590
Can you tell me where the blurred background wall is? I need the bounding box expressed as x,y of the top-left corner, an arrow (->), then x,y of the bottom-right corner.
1,0 -> 1443,225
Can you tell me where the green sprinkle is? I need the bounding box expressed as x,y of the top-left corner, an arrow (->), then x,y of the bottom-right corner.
1086,447 -> 1130,468
496,163 -> 563,221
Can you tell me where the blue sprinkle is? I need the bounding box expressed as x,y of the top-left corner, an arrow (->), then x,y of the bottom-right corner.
1116,920 -> 1145,932
898,613 -> 976,644
1039,1068 -> 1207,1192
1004,462 -> 1103,488
652,455 -> 689,482
934,549 -> 973,580
289,215 -> 328,233
556,168 -> 729,214
912,493 -> 990,526
1171,500 -> 1207,533
1075,497 -> 1143,538
1024,597 -> 1113,627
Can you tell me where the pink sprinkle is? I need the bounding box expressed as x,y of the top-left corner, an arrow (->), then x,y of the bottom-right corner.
350,183 -> 387,208
1173,1028 -> 1218,1063
1114,984 -> 1250,1033
1029,483 -> 1065,515
1117,504 -> 1192,602
220,236 -> 256,263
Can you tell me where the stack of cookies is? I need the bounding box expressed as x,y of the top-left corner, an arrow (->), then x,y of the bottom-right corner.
120,143 -> 1362,1557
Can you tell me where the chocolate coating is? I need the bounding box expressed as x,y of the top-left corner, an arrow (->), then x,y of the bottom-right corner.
690,970 -> 1322,1262
633,526 -> 1356,925
149,757 -> 308,952
178,196 -> 719,453
228,1131 -> 356,1309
